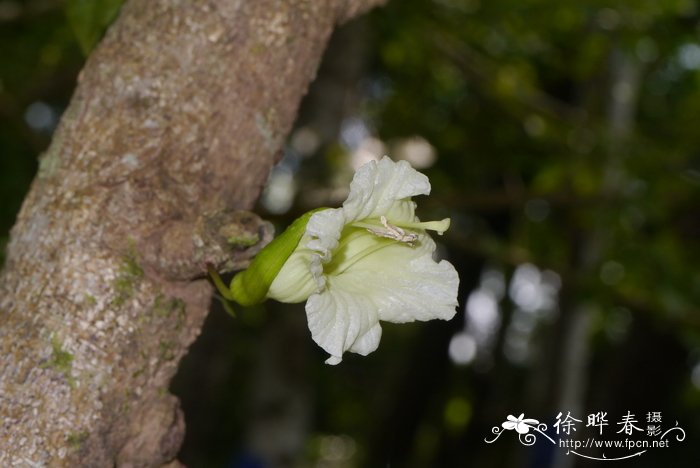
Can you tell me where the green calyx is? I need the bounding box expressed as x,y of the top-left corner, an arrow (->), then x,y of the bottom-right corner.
209,207 -> 327,311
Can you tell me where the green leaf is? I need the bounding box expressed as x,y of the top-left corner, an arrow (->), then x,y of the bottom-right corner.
66,0 -> 125,55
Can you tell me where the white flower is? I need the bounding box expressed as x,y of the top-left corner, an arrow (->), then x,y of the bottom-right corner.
267,157 -> 459,364
502,414 -> 539,434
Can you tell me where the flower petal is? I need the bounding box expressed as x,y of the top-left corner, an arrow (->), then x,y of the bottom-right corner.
306,284 -> 382,365
502,421 -> 517,430
306,208 -> 345,262
343,157 -> 430,224
330,234 -> 458,323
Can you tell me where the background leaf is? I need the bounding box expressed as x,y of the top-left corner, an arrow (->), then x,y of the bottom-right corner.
65,0 -> 124,55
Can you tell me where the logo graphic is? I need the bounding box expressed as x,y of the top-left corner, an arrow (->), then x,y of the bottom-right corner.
485,411 -> 686,461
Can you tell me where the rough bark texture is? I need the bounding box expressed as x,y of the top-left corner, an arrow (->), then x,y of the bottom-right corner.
0,0 -> 386,465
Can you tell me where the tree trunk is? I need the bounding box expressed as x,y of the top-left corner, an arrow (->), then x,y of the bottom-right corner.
0,0 -> 386,465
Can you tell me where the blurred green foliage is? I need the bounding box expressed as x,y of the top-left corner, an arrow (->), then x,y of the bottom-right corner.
371,0 -> 700,321
2,0 -> 700,467
65,0 -> 124,54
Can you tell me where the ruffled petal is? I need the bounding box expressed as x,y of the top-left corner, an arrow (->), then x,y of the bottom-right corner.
331,234 -> 459,323
342,157 -> 430,223
304,208 -> 345,290
305,208 -> 345,261
305,282 -> 382,365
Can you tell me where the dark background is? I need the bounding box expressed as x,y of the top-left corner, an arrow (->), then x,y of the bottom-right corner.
2,1 -> 699,467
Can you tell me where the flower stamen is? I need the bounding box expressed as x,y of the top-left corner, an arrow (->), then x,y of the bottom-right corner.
365,215 -> 418,246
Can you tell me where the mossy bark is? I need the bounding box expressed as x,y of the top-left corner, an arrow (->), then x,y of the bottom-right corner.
0,0 -> 386,465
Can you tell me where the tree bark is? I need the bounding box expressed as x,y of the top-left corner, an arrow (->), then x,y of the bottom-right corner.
0,0 -> 386,465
